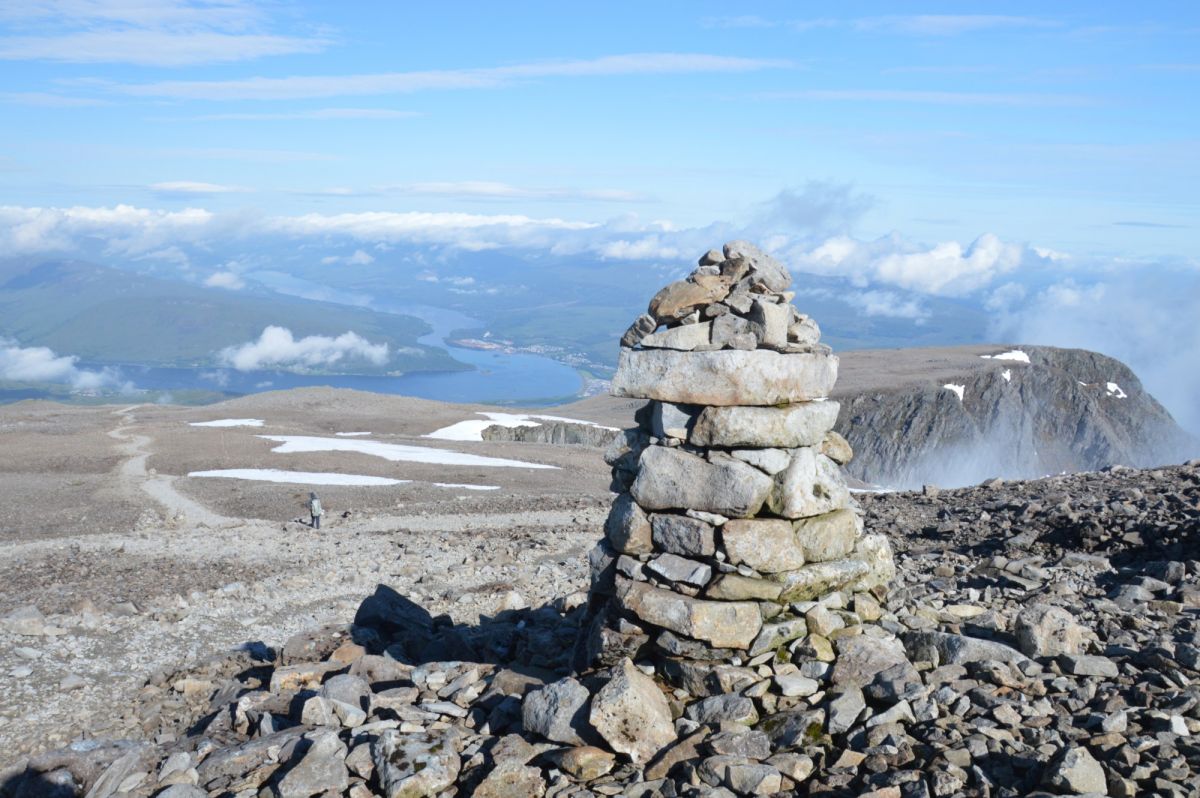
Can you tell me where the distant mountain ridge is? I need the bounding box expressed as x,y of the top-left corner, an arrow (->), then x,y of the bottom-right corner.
832,344 -> 1195,488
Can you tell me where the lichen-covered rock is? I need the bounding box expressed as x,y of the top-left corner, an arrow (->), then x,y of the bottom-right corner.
616,577 -> 762,649
373,730 -> 461,798
691,402 -> 840,449
611,349 -> 838,406
588,659 -> 676,764
631,446 -> 772,518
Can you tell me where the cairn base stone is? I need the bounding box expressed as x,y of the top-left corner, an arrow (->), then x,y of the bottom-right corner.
616,577 -> 762,649
690,401 -> 840,448
630,446 -> 772,518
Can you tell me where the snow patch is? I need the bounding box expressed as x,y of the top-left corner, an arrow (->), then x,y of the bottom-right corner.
1001,369 -> 1011,383
425,411 -> 616,442
1106,381 -> 1128,399
433,482 -> 500,491
189,418 -> 264,428
981,349 -> 1030,364
943,383 -> 965,401
188,469 -> 404,486
257,435 -> 557,469
335,431 -> 372,437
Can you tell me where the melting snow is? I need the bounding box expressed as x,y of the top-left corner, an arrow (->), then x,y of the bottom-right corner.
433,482 -> 500,491
943,383 -> 965,401
188,469 -> 404,486
257,435 -> 557,469
425,412 -> 616,442
1001,369 -> 1011,383
981,349 -> 1031,364
1106,381 -> 1128,399
190,418 -> 264,428
335,432 -> 372,437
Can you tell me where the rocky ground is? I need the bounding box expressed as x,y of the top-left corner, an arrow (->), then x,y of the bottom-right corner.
1,400 -> 1196,796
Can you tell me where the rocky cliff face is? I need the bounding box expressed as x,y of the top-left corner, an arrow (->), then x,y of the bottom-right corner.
481,420 -> 622,448
834,344 -> 1195,488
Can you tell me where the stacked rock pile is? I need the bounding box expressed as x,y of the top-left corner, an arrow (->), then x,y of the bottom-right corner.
578,240 -> 895,683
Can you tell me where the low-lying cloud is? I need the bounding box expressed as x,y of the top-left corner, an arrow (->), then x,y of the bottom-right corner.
217,326 -> 390,372
0,339 -> 125,390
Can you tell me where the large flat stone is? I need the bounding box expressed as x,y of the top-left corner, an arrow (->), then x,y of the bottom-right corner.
616,577 -> 761,649
589,659 -> 676,764
773,559 -> 870,602
648,277 -> 731,323
631,446 -> 772,519
640,322 -> 712,351
767,448 -> 850,520
720,519 -> 805,573
611,349 -> 838,406
690,402 -> 840,448
793,509 -> 861,563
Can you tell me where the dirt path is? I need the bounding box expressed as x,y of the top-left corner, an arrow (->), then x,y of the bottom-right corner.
106,406 -> 233,528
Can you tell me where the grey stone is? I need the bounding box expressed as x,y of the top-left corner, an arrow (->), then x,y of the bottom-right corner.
725,762 -> 782,795
472,761 -> 547,798
724,240 -> 792,292
647,553 -> 712,587
617,576 -> 762,649
767,448 -> 850,519
902,632 -> 1028,667
788,316 -> 820,346
651,401 -> 697,439
648,276 -> 733,323
793,509 -> 861,563
730,448 -> 792,475
706,730 -> 772,760
521,677 -> 592,745
620,313 -> 658,348
320,674 -> 369,711
721,518 -> 805,573
1014,604 -> 1088,658
774,673 -> 820,698
831,635 -> 917,690
605,493 -> 653,555
826,688 -> 865,735
685,694 -> 759,726
690,402 -> 840,449
659,658 -> 758,696
631,446 -> 772,518
641,321 -> 713,351
773,559 -> 870,602
651,514 -> 716,557
1045,747 -> 1106,794
749,298 -> 789,349
611,349 -> 838,406
1058,654 -> 1119,677
271,730 -> 348,798
706,573 -> 784,602
589,658 -> 676,764
373,730 -> 461,798
748,618 -> 808,656
710,313 -> 758,350
850,534 -> 897,592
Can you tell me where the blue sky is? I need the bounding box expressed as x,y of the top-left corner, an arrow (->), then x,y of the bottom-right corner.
1,1 -> 1197,258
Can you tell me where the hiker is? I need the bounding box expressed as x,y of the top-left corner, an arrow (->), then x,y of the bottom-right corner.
309,492 -> 324,529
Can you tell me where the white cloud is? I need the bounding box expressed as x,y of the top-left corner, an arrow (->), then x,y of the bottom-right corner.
759,89 -> 1091,107
0,203 -> 217,255
110,53 -> 790,101
0,91 -> 108,106
204,271 -> 244,289
843,290 -> 929,321
150,181 -> 252,195
0,1 -> 330,67
218,326 -> 389,371
190,108 -> 421,121
792,232 -> 1030,296
320,249 -> 375,265
0,338 -> 123,389
394,181 -> 647,202
855,15 -> 1056,35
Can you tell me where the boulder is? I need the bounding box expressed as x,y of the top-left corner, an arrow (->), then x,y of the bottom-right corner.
611,349 -> 838,406
720,519 -> 805,573
651,514 -> 716,557
723,240 -> 792,292
1044,747 -> 1107,794
616,577 -> 762,649
605,493 -> 653,555
648,277 -> 731,323
850,534 -> 896,592
793,509 -> 861,563
472,761 -> 547,798
270,730 -> 348,798
767,448 -> 850,520
829,635 -> 916,690
690,402 -> 840,449
902,632 -> 1028,667
1014,604 -> 1088,658
631,446 -> 772,518
588,659 -> 676,763
640,322 -> 712,351
521,677 -> 592,746
373,730 -> 461,798
773,560 -> 870,602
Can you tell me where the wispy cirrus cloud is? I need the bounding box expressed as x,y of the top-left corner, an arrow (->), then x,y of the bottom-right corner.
106,53 -> 791,101
186,108 -> 422,121
702,14 -> 1057,36
391,181 -> 650,203
0,0 -> 331,67
150,181 -> 253,196
758,89 -> 1093,107
0,91 -> 110,107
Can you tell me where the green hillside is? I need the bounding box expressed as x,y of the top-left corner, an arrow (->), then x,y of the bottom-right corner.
0,259 -> 466,374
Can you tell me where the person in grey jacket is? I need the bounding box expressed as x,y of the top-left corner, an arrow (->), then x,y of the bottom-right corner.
309,492 -> 324,529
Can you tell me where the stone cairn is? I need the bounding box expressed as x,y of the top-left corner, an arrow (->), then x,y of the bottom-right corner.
527,241 -> 897,786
